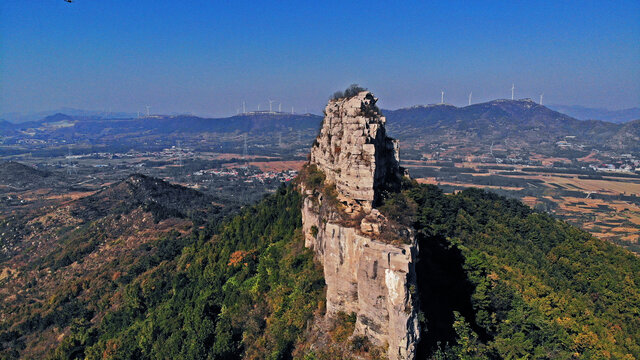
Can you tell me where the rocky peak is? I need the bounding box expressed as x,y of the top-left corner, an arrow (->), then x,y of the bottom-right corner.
310,91 -> 403,211
301,90 -> 419,360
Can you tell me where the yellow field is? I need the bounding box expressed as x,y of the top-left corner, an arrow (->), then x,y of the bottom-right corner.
248,160 -> 305,172
415,177 -> 524,191
540,176 -> 640,195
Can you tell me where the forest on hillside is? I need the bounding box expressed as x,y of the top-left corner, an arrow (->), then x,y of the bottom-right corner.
4,182 -> 638,359
383,183 -> 640,359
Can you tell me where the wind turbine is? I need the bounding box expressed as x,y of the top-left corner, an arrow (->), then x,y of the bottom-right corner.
268,99 -> 275,113
539,93 -> 544,105
278,103 -> 282,113
511,84 -> 515,100
242,101 -> 246,114
441,90 -> 444,104
468,92 -> 472,106
291,106 -> 294,114
145,106 -> 150,117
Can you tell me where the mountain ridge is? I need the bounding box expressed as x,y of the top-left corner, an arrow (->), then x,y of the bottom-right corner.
548,104 -> 640,123
383,99 -> 638,151
2,99 -> 638,156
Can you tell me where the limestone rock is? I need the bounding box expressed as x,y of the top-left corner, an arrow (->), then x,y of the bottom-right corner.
360,209 -> 384,235
301,91 -> 420,360
302,198 -> 420,359
310,91 -> 403,210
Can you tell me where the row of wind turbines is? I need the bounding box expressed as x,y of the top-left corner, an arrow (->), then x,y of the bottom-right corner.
138,85 -> 545,118
439,84 -> 544,106
136,100 -> 299,118
238,85 -> 547,117
237,99 -> 299,115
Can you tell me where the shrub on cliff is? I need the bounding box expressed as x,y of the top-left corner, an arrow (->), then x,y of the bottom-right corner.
297,164 -> 325,189
330,84 -> 368,100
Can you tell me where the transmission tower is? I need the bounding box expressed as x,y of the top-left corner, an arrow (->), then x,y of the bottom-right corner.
243,134 -> 248,163
66,144 -> 78,176
176,140 -> 184,169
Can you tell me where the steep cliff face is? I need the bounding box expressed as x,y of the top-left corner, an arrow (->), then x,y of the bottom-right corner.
310,91 -> 403,211
301,91 -> 420,360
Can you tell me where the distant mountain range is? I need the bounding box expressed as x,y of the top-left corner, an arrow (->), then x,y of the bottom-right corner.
1,101 -> 638,153
0,108 -> 137,123
384,99 -> 640,151
547,104 -> 640,123
1,112 -> 322,135
4,102 -> 637,125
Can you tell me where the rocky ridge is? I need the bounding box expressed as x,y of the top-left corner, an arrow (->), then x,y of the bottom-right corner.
301,91 -> 420,359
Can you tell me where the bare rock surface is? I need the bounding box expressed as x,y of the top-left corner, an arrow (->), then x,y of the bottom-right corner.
302,91 -> 419,360
310,91 -> 403,210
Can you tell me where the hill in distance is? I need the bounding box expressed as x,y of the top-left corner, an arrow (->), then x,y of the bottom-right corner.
4,99 -> 637,155
0,161 -> 62,191
548,104 -> 640,123
384,99 -> 639,151
4,111 -> 322,134
69,173 -> 224,223
0,108 -> 137,124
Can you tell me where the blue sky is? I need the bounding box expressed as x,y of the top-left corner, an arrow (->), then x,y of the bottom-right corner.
1,0 -> 638,117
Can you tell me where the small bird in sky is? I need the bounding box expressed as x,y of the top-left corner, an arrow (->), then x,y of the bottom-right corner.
64,0 -> 73,3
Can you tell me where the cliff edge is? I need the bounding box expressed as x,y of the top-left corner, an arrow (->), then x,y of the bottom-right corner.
301,91 -> 420,360
310,91 -> 403,211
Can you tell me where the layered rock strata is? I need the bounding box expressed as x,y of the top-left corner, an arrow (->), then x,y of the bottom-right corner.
310,91 -> 403,211
302,91 -> 419,360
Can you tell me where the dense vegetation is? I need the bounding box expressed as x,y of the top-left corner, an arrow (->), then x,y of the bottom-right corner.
44,185 -> 324,360
4,170 -> 638,359
382,182 -> 640,359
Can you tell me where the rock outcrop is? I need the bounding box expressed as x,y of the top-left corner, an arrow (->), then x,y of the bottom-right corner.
310,91 -> 403,211
301,91 -> 419,360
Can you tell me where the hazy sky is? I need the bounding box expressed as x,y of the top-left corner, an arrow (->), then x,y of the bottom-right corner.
1,1 -> 639,117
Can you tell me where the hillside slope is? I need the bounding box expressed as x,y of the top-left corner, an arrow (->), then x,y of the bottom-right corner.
547,105 -> 640,123
0,161 -> 61,191
0,175 -> 235,359
608,119 -> 640,150
9,180 -> 634,360
384,183 -> 640,359
32,185 -> 324,360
